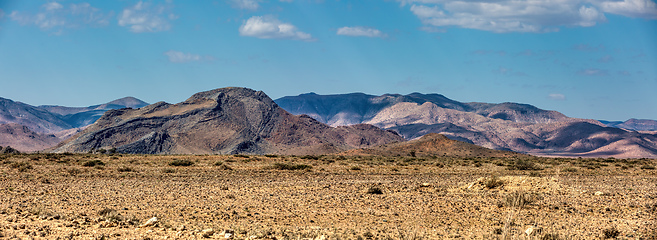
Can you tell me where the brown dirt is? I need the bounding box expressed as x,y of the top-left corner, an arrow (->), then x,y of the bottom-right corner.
0,154 -> 655,239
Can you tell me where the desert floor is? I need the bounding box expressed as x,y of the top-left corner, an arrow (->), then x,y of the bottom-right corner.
0,153 -> 655,239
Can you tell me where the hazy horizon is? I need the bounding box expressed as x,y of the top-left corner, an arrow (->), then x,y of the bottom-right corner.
0,0 -> 655,121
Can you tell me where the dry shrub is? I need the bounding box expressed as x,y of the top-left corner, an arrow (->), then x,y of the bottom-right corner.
602,227 -> 620,239
270,163 -> 312,170
10,162 -> 32,172
117,166 -> 135,172
366,186 -> 383,195
83,160 -> 104,167
169,159 -> 194,167
484,176 -> 505,189
507,159 -> 542,171
505,191 -> 541,209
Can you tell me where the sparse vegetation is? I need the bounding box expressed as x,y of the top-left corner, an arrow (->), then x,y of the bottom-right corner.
507,159 -> 542,171
270,163 -> 312,170
10,161 -> 32,172
484,176 -> 505,189
82,159 -> 105,167
366,186 -> 383,194
117,166 -> 135,172
169,159 -> 194,167
602,227 -> 620,239
505,191 -> 541,209
641,164 -> 655,170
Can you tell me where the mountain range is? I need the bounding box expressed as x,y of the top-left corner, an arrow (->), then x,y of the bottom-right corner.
275,92 -> 657,158
1,88 -> 656,158
599,119 -> 657,132
0,96 -> 148,151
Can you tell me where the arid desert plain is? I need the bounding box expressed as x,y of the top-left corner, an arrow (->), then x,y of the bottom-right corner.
1,153 -> 655,239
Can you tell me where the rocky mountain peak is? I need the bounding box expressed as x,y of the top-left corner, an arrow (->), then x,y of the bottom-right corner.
53,87 -> 402,154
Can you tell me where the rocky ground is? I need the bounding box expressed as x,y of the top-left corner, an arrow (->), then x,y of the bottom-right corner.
0,153 -> 655,239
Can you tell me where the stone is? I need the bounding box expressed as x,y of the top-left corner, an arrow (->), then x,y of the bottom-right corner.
222,229 -> 234,239
595,191 -> 604,196
202,228 -> 214,238
140,217 -> 158,228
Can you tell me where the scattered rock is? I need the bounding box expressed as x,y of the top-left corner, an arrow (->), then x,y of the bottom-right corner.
140,217 -> 158,228
525,226 -> 535,236
202,228 -> 214,238
221,229 -> 234,239
175,225 -> 185,231
595,191 -> 604,196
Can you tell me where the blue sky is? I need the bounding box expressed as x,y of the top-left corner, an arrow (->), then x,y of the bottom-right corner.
0,0 -> 656,121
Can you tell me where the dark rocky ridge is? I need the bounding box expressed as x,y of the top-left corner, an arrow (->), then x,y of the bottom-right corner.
53,87 -> 403,154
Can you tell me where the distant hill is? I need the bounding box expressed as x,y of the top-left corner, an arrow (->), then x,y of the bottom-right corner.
600,119 -> 657,132
276,92 -> 657,158
39,97 -> 149,128
0,97 -> 74,133
0,123 -> 61,152
345,133 -> 519,158
275,92 -> 574,126
53,88 -> 403,155
0,96 -> 148,152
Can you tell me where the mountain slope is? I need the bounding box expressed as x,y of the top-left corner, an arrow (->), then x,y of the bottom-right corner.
275,92 -> 575,127
38,97 -> 149,128
53,88 -> 403,155
0,123 -> 61,152
0,97 -> 73,133
600,119 -> 657,131
345,133 -> 519,158
276,92 -> 657,158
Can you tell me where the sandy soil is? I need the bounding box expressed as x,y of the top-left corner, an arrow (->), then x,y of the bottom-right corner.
0,154 -> 655,239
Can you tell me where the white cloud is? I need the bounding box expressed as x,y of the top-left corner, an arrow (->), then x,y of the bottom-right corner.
44,2 -> 64,11
164,51 -> 214,63
118,1 -> 175,33
239,16 -> 314,41
548,93 -> 566,101
573,43 -> 605,51
401,0 -> 657,33
577,68 -> 609,76
337,26 -> 386,38
418,26 -> 446,33
228,0 -> 260,11
597,0 -> 657,19
8,2 -> 111,32
597,55 -> 614,63
618,70 -> 632,76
